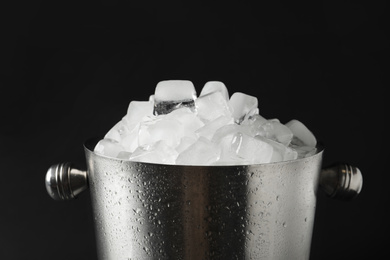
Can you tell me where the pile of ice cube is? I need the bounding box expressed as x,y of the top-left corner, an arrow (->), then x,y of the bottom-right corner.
94,80 -> 317,165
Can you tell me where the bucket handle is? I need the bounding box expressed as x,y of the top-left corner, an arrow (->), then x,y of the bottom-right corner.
45,162 -> 363,201
45,162 -> 88,201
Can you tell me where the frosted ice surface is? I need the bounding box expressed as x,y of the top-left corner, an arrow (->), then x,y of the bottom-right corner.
211,124 -> 252,144
176,136 -> 198,154
257,121 -> 293,146
196,116 -> 234,140
241,114 -> 267,136
138,108 -> 203,148
104,121 -> 129,143
94,139 -> 125,158
290,143 -> 317,158
130,141 -> 178,164
231,132 -> 274,164
211,124 -> 252,164
123,101 -> 154,127
153,80 -> 197,115
255,135 -> 298,162
176,137 -> 221,165
117,151 -> 132,160
106,101 -> 153,151
195,91 -> 232,122
199,81 -> 229,101
228,92 -> 258,124
105,120 -> 140,153
165,107 -> 204,135
138,116 -> 182,148
95,80 -> 318,164
285,119 -> 317,147
119,125 -> 140,153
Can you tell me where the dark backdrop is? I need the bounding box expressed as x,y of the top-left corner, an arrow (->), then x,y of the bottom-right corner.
1,1 -> 387,259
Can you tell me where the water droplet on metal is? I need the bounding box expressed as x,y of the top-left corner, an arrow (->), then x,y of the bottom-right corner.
133,208 -> 142,214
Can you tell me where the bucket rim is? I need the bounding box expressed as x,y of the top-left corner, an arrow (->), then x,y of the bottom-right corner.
84,137 -> 324,167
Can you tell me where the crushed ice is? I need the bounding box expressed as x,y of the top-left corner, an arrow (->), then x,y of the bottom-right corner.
95,80 -> 317,165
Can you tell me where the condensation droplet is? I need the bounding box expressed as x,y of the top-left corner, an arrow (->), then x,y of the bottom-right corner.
133,208 -> 142,214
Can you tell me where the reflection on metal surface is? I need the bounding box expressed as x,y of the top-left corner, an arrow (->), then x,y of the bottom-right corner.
44,138 -> 363,259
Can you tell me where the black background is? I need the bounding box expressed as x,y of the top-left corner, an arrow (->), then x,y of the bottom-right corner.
1,1 -> 387,259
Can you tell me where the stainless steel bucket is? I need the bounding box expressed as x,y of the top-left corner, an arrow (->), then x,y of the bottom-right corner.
46,138 -> 362,260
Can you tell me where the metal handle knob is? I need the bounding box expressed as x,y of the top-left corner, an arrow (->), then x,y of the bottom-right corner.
45,163 -> 88,201
45,161 -> 362,201
320,163 -> 363,200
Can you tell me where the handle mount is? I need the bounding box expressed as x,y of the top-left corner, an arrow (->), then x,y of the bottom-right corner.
45,163 -> 88,201
45,162 -> 363,201
319,163 -> 363,200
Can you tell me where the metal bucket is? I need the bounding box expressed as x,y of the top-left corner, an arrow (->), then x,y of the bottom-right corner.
46,138 -> 362,259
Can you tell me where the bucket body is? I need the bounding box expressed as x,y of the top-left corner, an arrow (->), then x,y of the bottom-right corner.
84,139 -> 323,260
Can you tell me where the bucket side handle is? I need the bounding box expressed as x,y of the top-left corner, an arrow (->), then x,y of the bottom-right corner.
45,163 -> 88,201
319,163 -> 363,200
45,162 -> 363,201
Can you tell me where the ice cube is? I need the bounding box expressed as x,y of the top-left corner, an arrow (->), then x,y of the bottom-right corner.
104,120 -> 140,153
289,142 -> 317,159
119,123 -> 140,152
211,124 -> 253,164
104,120 -> 129,143
94,138 -> 125,158
241,114 -> 267,135
211,124 -> 252,144
195,91 -> 232,122
199,81 -> 230,101
257,120 -> 294,146
130,141 -> 178,164
123,101 -> 154,128
138,116 -> 182,148
231,132 -> 274,164
196,115 -> 234,140
165,107 -> 204,135
117,151 -> 132,160
153,80 -> 197,115
176,137 -> 221,165
255,135 -> 298,162
138,108 -> 203,148
228,92 -> 258,124
285,119 -> 317,147
176,136 -> 198,154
